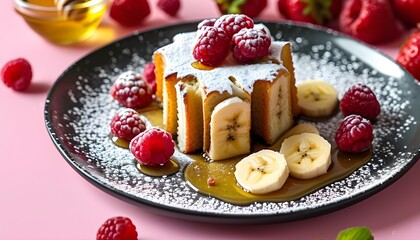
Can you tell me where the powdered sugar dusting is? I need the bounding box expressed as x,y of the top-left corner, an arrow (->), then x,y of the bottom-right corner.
156,31 -> 286,94
46,23 -> 419,220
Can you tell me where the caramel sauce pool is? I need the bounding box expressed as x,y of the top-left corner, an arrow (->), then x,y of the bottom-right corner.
112,101 -> 372,205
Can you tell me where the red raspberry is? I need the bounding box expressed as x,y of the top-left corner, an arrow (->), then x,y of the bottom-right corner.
232,28 -> 271,62
142,62 -> 156,94
110,0 -> 150,27
110,109 -> 146,141
110,71 -> 153,109
335,114 -> 373,153
97,216 -> 138,240
214,14 -> 254,38
197,18 -> 217,30
1,58 -> 32,91
193,26 -> 231,66
157,0 -> 181,17
129,127 -> 175,166
340,83 -> 381,121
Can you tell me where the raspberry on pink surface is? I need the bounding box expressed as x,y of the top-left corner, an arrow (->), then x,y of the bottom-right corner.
109,0 -> 150,27
340,83 -> 381,121
110,71 -> 153,109
157,0 -> 181,17
142,62 -> 157,94
232,28 -> 271,63
110,109 -> 146,142
97,216 -> 138,240
214,14 -> 254,38
193,26 -> 231,66
129,127 -> 175,167
335,114 -> 373,153
1,58 -> 32,91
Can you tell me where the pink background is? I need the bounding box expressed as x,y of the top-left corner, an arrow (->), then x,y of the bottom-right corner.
1,0 -> 419,239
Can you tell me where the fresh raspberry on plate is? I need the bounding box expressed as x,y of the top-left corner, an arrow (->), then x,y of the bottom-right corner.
130,127 -> 175,166
232,28 -> 271,62
193,26 -> 231,66
142,62 -> 156,94
396,31 -> 420,81
197,18 -> 217,30
110,71 -> 153,109
110,0 -> 150,27
213,14 -> 254,38
216,0 -> 268,18
97,216 -> 138,240
335,114 -> 373,153
157,0 -> 181,16
110,109 -> 146,142
1,58 -> 32,91
340,83 -> 381,121
339,0 -> 401,44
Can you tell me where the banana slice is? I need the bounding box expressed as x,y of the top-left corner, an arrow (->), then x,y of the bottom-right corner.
297,80 -> 338,117
280,133 -> 331,179
208,97 -> 251,160
235,149 -> 289,194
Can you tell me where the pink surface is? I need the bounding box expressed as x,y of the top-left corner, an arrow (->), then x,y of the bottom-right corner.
1,0 -> 419,239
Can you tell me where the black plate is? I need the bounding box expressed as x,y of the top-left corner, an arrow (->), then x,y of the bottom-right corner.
45,21 -> 420,223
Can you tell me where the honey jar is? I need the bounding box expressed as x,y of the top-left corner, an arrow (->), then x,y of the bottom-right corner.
14,0 -> 108,45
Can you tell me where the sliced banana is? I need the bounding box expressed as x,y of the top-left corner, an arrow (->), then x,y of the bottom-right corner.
280,133 -> 331,179
235,149 -> 289,194
208,97 -> 251,161
297,80 -> 338,117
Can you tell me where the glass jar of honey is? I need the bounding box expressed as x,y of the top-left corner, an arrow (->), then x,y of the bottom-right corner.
14,0 -> 108,45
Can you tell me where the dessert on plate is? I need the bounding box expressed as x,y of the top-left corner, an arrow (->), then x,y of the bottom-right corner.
153,14 -> 299,160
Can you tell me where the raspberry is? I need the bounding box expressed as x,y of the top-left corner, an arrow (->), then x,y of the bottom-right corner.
110,71 -> 153,109
157,0 -> 181,16
142,62 -> 156,94
340,83 -> 381,121
197,18 -> 217,30
214,14 -> 254,38
129,127 -> 175,166
232,46 -> 253,63
97,216 -> 138,240
335,114 -> 373,153
110,109 -> 146,141
110,0 -> 150,27
232,28 -> 271,62
193,26 -> 231,66
1,58 -> 32,91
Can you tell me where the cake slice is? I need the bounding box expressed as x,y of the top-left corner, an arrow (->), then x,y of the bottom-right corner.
279,42 -> 300,118
175,78 -> 203,153
251,68 -> 294,145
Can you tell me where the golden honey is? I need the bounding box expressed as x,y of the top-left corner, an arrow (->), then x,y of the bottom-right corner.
14,0 -> 108,44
